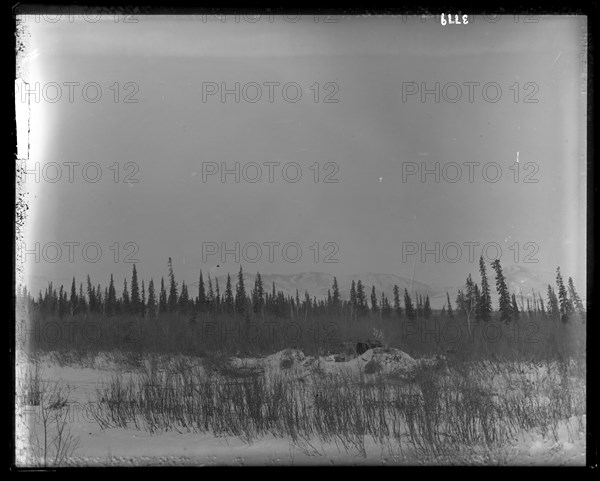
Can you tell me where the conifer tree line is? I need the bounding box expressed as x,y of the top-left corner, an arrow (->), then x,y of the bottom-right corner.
18,256 -> 585,324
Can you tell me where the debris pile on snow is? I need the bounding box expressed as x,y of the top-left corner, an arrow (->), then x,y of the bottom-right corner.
356,338 -> 384,355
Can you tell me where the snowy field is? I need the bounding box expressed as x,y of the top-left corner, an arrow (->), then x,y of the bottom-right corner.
15,349 -> 586,466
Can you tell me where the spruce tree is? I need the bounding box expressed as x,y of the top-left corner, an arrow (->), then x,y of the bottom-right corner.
235,266 -> 246,315
38,290 -> 44,315
167,257 -> 178,313
43,282 -> 51,314
70,277 -> 78,316
404,288 -> 416,320
356,280 -> 367,317
491,259 -> 512,322
464,274 -> 478,322
304,291 -> 311,319
141,279 -> 146,317
53,285 -> 59,315
269,282 -> 276,316
58,285 -> 66,318
215,278 -> 221,312
62,289 -> 69,317
252,272 -> 264,315
179,281 -> 190,313
477,256 -> 492,321
332,277 -> 341,314
393,285 -> 402,319
130,264 -> 141,315
381,292 -> 391,318
87,276 -> 96,313
567,277 -> 585,317
224,274 -> 234,314
446,292 -> 454,319
96,285 -> 103,313
159,277 -> 167,313
197,270 -> 206,311
46,286 -> 53,315
122,279 -> 131,314
416,294 -> 423,318
147,278 -> 157,317
370,285 -> 378,314
547,285 -> 560,321
60,286 -> 69,318
556,267 -> 573,322
206,276 -> 215,312
107,274 -> 117,316
510,293 -> 519,320
350,280 -> 357,320
78,283 -> 87,312
424,295 -> 432,319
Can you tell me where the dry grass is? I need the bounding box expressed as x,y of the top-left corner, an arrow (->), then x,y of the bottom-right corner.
85,353 -> 585,458
20,380 -> 81,466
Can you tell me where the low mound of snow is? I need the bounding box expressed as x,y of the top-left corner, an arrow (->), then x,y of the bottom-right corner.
352,347 -> 417,373
264,349 -> 307,370
261,347 -> 417,376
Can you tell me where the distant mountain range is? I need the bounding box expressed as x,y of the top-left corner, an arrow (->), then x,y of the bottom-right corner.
501,264 -> 565,300
194,271 -> 440,302
23,264 -> 582,310
188,264 -> 575,309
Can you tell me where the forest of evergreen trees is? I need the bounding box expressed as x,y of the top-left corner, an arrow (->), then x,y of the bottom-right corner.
18,256 -> 585,325
15,256 -> 586,358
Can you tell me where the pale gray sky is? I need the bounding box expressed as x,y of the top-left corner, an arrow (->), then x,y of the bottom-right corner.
17,15 -> 587,298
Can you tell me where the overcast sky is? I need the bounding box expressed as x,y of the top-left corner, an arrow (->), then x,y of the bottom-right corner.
17,15 -> 587,297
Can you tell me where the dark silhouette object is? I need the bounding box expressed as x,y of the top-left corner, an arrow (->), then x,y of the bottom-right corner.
356,338 -> 384,355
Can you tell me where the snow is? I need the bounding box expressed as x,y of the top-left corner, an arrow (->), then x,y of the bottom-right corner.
15,350 -> 586,466
346,347 -> 418,373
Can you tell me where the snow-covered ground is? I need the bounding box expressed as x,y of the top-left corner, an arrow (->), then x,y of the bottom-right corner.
15,350 -> 586,466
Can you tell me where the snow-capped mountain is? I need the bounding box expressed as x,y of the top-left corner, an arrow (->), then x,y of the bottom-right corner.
501,264 -> 584,300
188,265 -> 585,309
191,271 -> 445,306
